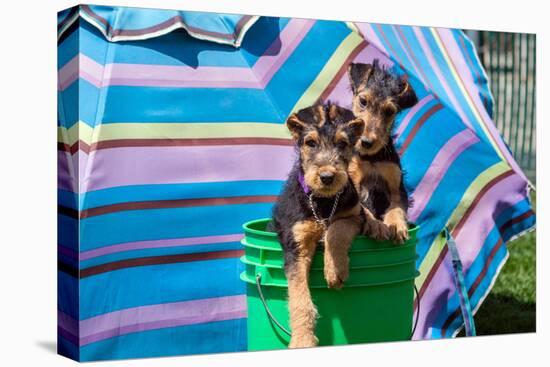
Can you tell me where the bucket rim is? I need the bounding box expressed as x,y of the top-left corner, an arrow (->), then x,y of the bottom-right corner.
242,218 -> 279,238
240,270 -> 420,288
241,238 -> 418,254
240,255 -> 419,271
243,218 -> 420,240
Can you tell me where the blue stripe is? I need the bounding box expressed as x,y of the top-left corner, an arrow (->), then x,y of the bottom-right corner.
85,5 -> 250,35
58,214 -> 78,249
82,180 -> 284,210
80,318 -> 246,361
399,106 -> 464,189
57,7 -> 73,26
378,24 -> 424,82
395,26 -> 465,122
412,139 -> 500,263
71,21 -> 350,124
90,7 -> 175,31
431,201 -> 535,337
495,198 -> 533,229
261,20 -> 351,114
59,189 -> 79,210
59,80 -> 101,128
241,17 -> 291,65
62,18 -> 291,69
501,212 -> 536,241
58,333 -> 80,361
430,226 -> 500,338
178,13 -> 246,34
80,202 -> 273,250
102,25 -> 251,68
452,30 -> 494,117
101,86 -> 285,123
58,271 -> 79,319
58,23 -> 80,69
81,240 -> 243,269
58,84 -> 78,128
394,98 -> 440,145
419,28 -> 488,140
80,257 -> 244,318
62,20 -> 350,125
441,242 -> 508,338
60,253 -> 79,270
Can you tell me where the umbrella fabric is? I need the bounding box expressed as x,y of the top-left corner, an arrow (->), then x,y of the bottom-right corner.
57,5 -> 535,361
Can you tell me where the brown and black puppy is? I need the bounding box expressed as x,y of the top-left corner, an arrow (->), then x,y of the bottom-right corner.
271,102 -> 364,348
347,60 -> 418,243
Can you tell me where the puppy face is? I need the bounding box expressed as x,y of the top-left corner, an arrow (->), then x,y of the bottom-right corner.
287,103 -> 364,197
348,61 -> 418,156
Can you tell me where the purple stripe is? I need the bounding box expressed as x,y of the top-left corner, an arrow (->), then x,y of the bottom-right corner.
58,310 -> 79,336
103,63 -> 260,89
389,25 -> 428,86
436,28 -> 527,182
413,173 -> 527,339
81,145 -> 294,193
408,129 -> 480,223
254,19 -> 315,86
354,23 -> 387,55
78,149 -> 88,193
81,309 -> 246,346
58,326 -> 79,346
80,233 -> 244,261
412,27 -> 474,130
105,77 -> 260,89
395,95 -> 435,138
58,245 -> 79,260
58,151 -> 75,192
80,295 -> 246,346
58,56 -> 79,90
58,19 -> 314,91
454,178 -> 528,267
58,54 -> 103,90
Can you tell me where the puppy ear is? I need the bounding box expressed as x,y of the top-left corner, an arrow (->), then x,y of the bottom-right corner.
346,118 -> 365,142
286,114 -> 306,141
348,63 -> 373,94
396,76 -> 418,110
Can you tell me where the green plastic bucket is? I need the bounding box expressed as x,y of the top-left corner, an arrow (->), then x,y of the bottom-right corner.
240,218 -> 420,350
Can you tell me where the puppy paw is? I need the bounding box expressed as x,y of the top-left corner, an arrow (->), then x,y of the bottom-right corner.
324,262 -> 348,289
364,219 -> 391,241
388,222 -> 409,244
289,334 -> 319,349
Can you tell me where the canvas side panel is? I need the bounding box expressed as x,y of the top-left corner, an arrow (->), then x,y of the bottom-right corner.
58,7 -> 81,362
59,7 -> 115,360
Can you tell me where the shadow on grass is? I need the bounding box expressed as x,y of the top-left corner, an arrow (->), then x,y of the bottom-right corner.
458,293 -> 535,336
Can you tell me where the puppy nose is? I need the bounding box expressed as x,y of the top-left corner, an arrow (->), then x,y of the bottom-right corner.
320,172 -> 334,185
361,137 -> 374,149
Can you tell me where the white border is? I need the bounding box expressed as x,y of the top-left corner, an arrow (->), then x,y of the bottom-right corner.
1,0 -> 545,366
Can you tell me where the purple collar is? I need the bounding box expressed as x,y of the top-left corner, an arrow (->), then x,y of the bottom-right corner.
297,171 -> 311,194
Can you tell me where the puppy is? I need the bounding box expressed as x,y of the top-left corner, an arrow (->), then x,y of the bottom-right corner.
347,60 -> 418,243
271,102 -> 364,348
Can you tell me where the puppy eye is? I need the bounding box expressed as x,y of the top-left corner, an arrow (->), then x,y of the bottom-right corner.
359,97 -> 368,109
305,139 -> 317,148
336,141 -> 348,150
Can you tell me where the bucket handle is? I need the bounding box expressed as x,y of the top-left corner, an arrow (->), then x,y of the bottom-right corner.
411,284 -> 420,339
255,273 -> 292,337
256,273 -> 420,340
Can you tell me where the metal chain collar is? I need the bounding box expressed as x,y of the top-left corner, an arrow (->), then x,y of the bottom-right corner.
308,190 -> 342,230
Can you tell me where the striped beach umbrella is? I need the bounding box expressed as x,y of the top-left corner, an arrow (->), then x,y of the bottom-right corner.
57,5 -> 535,361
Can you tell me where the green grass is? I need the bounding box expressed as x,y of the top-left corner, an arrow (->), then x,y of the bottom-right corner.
461,193 -> 536,336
